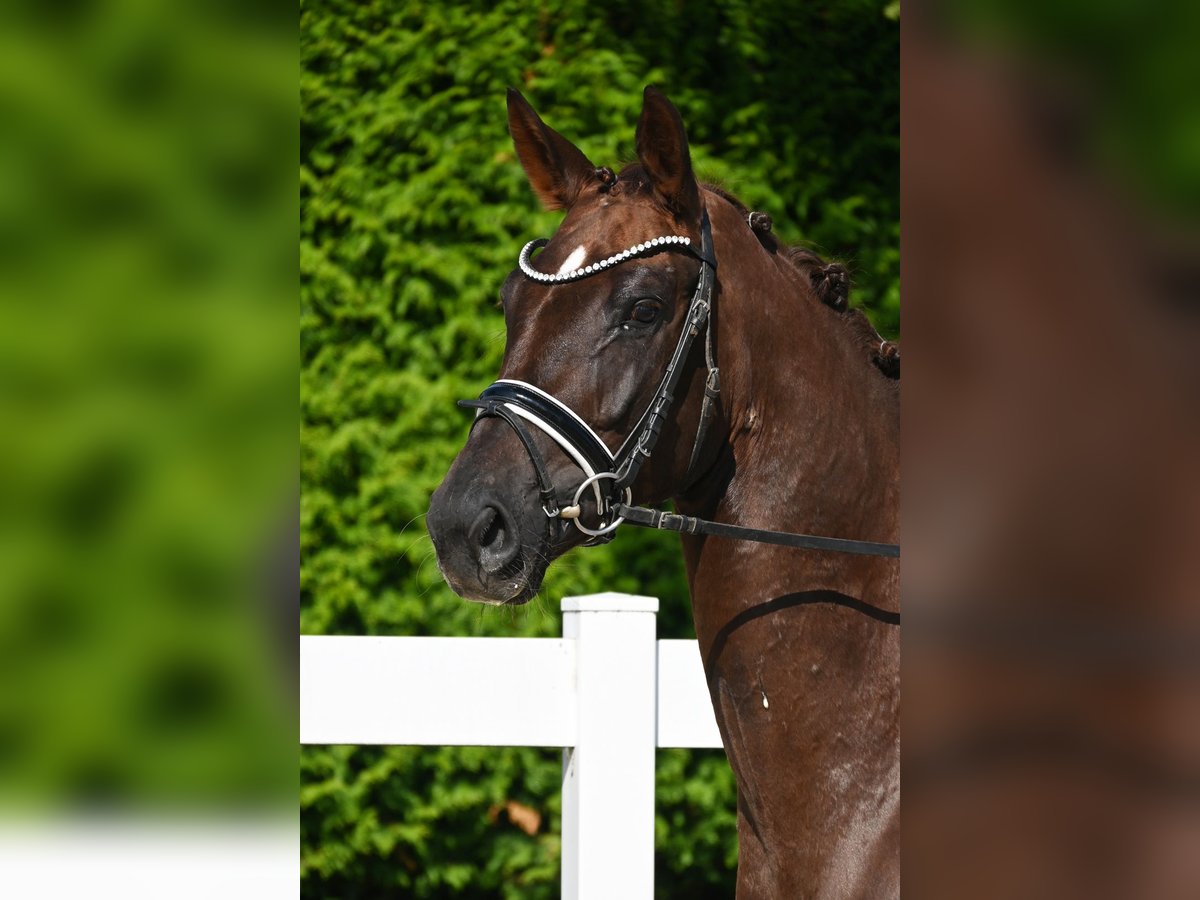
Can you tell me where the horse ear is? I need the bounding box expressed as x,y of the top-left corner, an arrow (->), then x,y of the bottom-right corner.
635,86 -> 701,223
507,88 -> 596,211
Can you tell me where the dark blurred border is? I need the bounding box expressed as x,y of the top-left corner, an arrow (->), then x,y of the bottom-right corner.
903,2 -> 1200,896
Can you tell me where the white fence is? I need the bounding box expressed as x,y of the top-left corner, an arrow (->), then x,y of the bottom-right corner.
300,592 -> 723,899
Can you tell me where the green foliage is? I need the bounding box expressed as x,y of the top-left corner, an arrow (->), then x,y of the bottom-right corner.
947,0 -> 1200,218
302,745 -> 564,898
302,0 -> 897,894
0,2 -> 295,810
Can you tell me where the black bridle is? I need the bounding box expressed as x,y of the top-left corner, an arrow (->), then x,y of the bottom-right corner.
459,208 -> 900,559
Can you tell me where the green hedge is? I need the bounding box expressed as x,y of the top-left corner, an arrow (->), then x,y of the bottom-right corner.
0,3 -> 295,812
301,0 -> 897,895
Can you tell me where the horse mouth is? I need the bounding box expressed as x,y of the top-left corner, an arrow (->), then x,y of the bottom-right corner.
433,542 -> 548,606
487,553 -> 545,605
457,574 -> 543,606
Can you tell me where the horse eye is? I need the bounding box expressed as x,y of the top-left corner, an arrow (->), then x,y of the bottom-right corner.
626,300 -> 660,326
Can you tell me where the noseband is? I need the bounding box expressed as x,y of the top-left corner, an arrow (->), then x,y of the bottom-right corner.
458,209 -> 900,559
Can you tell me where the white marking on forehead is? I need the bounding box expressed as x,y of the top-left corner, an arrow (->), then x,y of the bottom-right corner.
556,245 -> 588,275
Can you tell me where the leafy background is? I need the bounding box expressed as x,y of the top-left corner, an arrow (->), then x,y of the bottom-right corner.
0,1 -> 295,814
301,0 -> 898,895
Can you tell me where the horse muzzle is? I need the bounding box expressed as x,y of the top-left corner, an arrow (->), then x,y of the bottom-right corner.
426,435 -> 557,605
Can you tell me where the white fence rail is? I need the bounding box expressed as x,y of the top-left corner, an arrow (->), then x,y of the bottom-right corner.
300,592 -> 723,900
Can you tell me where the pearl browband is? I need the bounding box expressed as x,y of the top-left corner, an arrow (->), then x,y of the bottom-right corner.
518,235 -> 692,284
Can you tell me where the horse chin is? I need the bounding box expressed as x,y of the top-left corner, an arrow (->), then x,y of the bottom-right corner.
436,543 -> 548,607
460,576 -> 542,607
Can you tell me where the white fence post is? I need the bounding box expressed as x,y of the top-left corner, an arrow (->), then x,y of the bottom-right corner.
560,593 -> 659,900
300,592 -> 724,894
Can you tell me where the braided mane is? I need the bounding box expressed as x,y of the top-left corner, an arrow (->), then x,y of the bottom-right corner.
702,183 -> 900,380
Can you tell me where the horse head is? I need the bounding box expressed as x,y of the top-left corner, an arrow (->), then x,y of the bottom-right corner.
427,87 -> 718,604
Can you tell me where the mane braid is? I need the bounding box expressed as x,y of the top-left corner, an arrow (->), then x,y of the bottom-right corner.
702,182 -> 899,380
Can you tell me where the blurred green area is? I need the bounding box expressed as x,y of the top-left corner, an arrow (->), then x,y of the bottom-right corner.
301,0 -> 896,895
944,0 -> 1200,222
0,2 -> 296,809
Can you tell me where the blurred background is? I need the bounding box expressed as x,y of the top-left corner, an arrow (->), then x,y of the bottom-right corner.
904,1 -> 1200,897
0,0 -> 296,893
300,0 -> 897,896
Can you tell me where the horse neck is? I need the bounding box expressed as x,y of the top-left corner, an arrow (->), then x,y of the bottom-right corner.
667,201 -> 900,891
677,198 -> 900,610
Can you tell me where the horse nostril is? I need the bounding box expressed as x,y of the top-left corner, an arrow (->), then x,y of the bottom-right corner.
471,504 -> 519,573
475,506 -> 503,549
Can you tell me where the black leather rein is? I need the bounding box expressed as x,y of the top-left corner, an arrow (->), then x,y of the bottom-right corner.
617,505 -> 900,558
459,209 -> 900,559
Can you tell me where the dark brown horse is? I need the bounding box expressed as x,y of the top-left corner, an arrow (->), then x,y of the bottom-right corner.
427,87 -> 900,898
